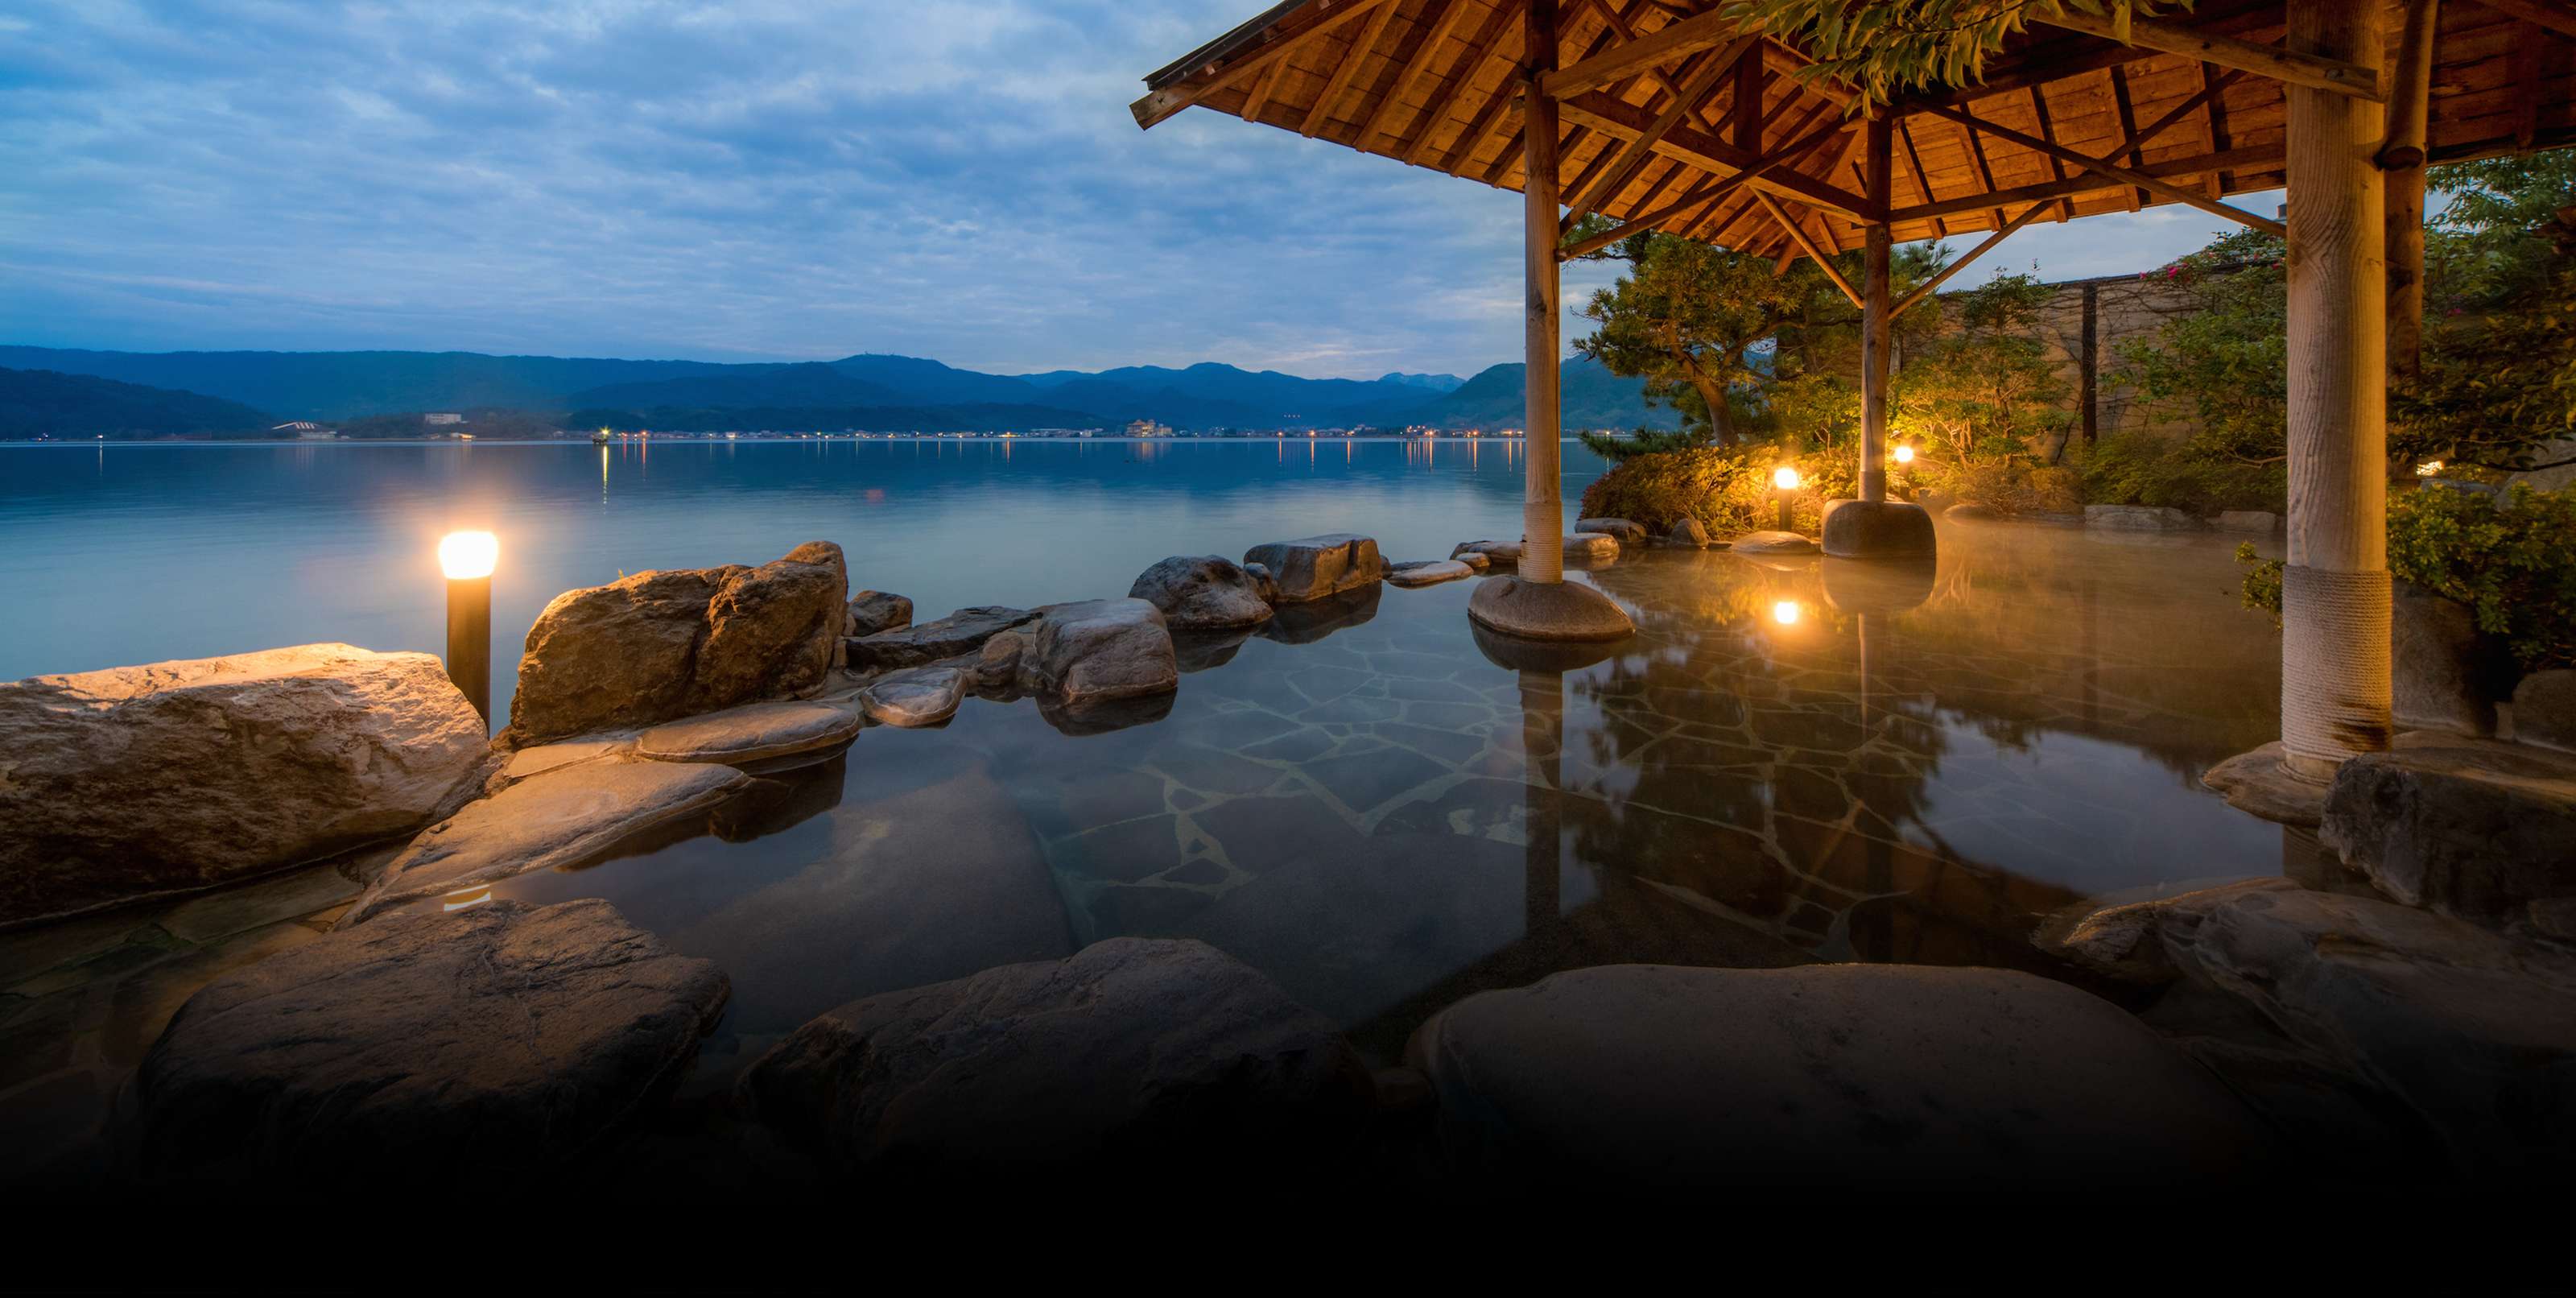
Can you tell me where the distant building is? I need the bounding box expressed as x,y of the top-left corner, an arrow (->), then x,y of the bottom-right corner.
1125,419 -> 1172,438
423,412 -> 464,426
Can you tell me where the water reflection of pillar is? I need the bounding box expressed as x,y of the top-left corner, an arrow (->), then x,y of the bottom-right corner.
1856,611 -> 1893,962
1519,668 -> 1563,940
2081,577 -> 2099,730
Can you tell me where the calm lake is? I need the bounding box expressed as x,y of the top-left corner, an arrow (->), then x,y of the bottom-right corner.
2,438 -> 2301,1177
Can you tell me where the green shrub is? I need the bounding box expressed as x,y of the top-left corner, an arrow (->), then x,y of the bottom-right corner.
1579,444 -> 1856,535
2076,430 -> 2287,515
2232,485 -> 2576,671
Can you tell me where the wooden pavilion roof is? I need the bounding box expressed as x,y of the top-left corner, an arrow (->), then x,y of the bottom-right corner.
1133,0 -> 2576,260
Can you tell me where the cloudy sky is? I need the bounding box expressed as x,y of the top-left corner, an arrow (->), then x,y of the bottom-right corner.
0,1 -> 2280,379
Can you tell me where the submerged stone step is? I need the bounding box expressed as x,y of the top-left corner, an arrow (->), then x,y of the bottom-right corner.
634,699 -> 861,764
115,898 -> 727,1185
1386,559 -> 1473,588
341,759 -> 751,925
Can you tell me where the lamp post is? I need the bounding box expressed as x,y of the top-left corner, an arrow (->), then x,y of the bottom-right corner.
1772,465 -> 1802,532
438,531 -> 497,727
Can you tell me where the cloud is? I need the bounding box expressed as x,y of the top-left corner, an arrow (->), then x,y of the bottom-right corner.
0,2 -> 2265,378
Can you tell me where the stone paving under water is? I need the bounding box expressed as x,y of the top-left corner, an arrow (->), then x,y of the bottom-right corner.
0,520 -> 2302,1185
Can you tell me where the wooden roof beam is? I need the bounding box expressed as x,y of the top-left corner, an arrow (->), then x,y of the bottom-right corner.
1402,4 -> 1520,165
1558,107 -> 1846,256
1560,42 -> 1744,228
2032,10 -> 2382,101
1889,142 -> 2285,223
1753,191 -> 1863,308
1560,90 -> 1882,219
1133,0 -> 1398,130
1537,6 -> 1752,99
1913,99 -> 2285,236
1301,2 -> 1402,138
1889,202 -> 2054,317
2466,0 -> 2576,39
1352,0 -> 1476,149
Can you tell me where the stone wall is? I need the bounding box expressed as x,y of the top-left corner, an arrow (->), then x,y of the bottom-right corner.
2020,273 -> 2206,445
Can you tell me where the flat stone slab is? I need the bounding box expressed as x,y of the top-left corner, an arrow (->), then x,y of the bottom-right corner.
2035,877 -> 2301,984
739,937 -> 1368,1172
1241,533 -> 1383,603
2164,885 -> 2576,1175
341,759 -> 750,925
114,898 -> 727,1184
858,665 -> 966,728
635,699 -> 861,764
2321,730 -> 2576,923
502,734 -> 635,783
1448,549 -> 1492,571
1575,517 -> 1645,543
2202,742 -> 2326,828
1451,539 -> 1520,565
1727,530 -> 1819,556
1561,532 -> 1620,564
1406,963 -> 2281,1188
847,605 -> 1038,672
1386,559 -> 1474,588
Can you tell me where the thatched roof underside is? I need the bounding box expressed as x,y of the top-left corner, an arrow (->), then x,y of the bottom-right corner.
1135,0 -> 2576,256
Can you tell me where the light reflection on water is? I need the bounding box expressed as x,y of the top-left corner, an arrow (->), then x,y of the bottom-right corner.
1,442 -> 2289,1080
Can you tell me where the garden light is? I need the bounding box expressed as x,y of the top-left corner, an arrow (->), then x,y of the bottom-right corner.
439,531 -> 497,725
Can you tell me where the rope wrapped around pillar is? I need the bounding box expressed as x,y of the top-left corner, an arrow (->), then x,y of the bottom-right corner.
2280,563 -> 2392,774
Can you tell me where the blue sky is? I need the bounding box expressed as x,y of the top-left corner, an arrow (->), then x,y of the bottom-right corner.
0,1 -> 2281,379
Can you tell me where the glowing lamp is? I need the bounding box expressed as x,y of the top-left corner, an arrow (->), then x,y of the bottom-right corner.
1893,444 -> 1915,465
2415,459 -> 2444,477
438,530 -> 498,580
1772,601 -> 1801,626
438,531 -> 497,727
1772,465 -> 1802,491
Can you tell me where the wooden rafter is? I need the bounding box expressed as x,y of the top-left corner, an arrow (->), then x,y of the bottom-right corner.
2032,10 -> 2382,101
1302,2 -> 1401,137
1558,105 -> 1844,256
1402,3 -> 1519,165
1559,89 -> 1878,218
2478,0 -> 2576,39
1353,0 -> 1475,149
1538,5 -> 1745,99
1753,190 -> 1862,308
1132,0 -> 1399,130
2107,65 -> 2145,211
1893,117 -> 1943,235
1912,100 -> 2288,236
1889,202 -> 2054,317
1560,41 -> 1746,226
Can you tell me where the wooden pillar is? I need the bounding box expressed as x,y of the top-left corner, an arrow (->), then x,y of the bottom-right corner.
2384,0 -> 2439,383
2281,0 -> 2391,776
1859,111 -> 1893,504
1521,0 -> 1565,584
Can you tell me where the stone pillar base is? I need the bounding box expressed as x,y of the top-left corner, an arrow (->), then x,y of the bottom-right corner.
1821,498 -> 1937,560
1467,577 -> 1633,643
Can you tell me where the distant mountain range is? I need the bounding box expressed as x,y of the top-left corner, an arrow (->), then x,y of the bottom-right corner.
0,345 -> 1678,439
0,368 -> 274,439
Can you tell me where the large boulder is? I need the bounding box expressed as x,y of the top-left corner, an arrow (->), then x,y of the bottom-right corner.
1664,516 -> 1714,548
844,590 -> 913,639
1560,532 -> 1620,565
2320,730 -> 2576,924
0,644 -> 487,926
2514,669 -> 2576,754
2084,504 -> 2202,531
342,758 -> 751,925
1575,517 -> 1645,544
1405,963 -> 2278,1188
737,938 -> 1368,1174
2161,885 -> 2576,1176
1016,599 -> 1178,705
846,606 -> 1038,672
858,666 -> 966,728
508,542 -> 847,744
1241,534 -> 1382,603
2392,581 -> 2500,737
113,898 -> 727,1184
1127,555 -> 1273,630
1821,498 -> 1936,559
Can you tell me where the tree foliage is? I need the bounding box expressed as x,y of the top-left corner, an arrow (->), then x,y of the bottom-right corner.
1715,1 -> 2191,107
2396,153 -> 2576,473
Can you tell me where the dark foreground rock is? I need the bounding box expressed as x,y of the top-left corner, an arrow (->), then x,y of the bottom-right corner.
1242,533 -> 1383,602
846,605 -> 1038,672
1017,598 -> 1178,705
844,589 -> 914,639
114,899 -> 727,1184
738,937 -> 1368,1174
0,643 -> 488,925
509,542 -> 848,743
343,759 -> 750,924
2517,669 -> 2576,753
1129,554 -> 1273,629
1405,963 -> 2280,1188
2321,730 -> 2576,924
2157,885 -> 2576,1176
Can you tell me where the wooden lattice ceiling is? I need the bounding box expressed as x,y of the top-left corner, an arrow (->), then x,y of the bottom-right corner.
1134,0 -> 2576,260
